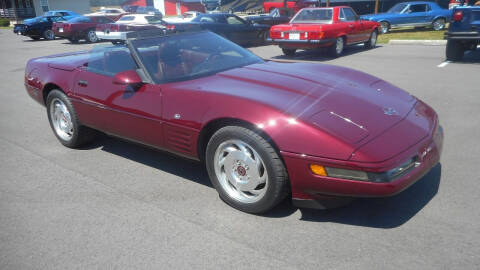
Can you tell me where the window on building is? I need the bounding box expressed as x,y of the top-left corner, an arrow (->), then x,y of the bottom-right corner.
41,0 -> 49,12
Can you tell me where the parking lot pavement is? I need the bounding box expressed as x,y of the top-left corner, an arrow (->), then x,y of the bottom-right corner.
1,29 -> 480,269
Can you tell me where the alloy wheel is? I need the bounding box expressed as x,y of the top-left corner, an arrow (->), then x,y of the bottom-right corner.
213,139 -> 269,203
49,98 -> 74,141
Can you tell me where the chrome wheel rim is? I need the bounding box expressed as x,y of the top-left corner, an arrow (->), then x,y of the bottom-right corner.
335,37 -> 344,55
88,30 -> 98,42
371,31 -> 377,47
213,139 -> 268,203
380,22 -> 389,34
49,98 -> 74,141
433,19 -> 445,31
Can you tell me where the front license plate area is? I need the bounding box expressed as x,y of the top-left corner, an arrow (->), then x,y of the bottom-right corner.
289,33 -> 300,40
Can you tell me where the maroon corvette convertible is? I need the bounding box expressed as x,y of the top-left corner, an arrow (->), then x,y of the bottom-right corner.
24,30 -> 443,213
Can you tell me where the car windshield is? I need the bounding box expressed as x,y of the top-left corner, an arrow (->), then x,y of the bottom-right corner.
131,31 -> 263,84
145,15 -> 163,23
67,16 -> 92,23
388,3 -> 408,13
291,9 -> 333,23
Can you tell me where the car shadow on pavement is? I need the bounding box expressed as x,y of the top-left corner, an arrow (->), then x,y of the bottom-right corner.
271,45 -> 381,62
453,48 -> 480,64
88,133 -> 441,228
267,163 -> 442,228
86,133 -> 213,188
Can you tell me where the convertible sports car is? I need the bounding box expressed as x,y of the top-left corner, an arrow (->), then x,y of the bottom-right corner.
270,7 -> 380,57
361,1 -> 452,34
24,30 -> 443,213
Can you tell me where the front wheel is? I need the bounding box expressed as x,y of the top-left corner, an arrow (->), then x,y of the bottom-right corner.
364,30 -> 378,49
282,48 -> 296,56
206,126 -> 289,214
379,21 -> 390,34
43,29 -> 55,40
446,40 -> 464,61
432,18 -> 446,31
46,90 -> 96,148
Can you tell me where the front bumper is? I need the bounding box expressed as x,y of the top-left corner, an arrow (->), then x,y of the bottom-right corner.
283,125 -> 443,208
444,31 -> 480,40
96,31 -> 126,41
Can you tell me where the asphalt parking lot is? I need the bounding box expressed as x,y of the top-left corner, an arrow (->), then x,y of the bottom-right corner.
1,29 -> 480,269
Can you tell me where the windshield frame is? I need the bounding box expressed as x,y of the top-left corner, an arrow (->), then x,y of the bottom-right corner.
126,31 -> 264,85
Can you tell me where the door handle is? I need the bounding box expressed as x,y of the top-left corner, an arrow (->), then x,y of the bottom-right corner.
78,80 -> 88,87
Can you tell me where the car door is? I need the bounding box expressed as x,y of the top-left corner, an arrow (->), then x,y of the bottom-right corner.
404,4 -> 429,26
339,8 -> 363,44
225,15 -> 258,45
72,46 -> 164,148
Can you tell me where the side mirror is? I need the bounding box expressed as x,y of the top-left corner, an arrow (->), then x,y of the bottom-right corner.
112,70 -> 143,86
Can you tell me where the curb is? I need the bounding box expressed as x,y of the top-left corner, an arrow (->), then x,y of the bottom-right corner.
388,40 -> 447,46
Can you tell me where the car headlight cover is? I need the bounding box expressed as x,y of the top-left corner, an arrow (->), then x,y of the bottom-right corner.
324,167 -> 369,181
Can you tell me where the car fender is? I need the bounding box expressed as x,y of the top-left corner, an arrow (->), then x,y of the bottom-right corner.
197,94 -> 356,161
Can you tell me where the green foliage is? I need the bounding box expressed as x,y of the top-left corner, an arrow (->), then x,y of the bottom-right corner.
0,18 -> 10,27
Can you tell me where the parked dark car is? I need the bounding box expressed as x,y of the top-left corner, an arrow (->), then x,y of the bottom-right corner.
445,5 -> 480,60
176,13 -> 270,46
53,16 -> 115,43
243,8 -> 291,27
13,15 -> 65,40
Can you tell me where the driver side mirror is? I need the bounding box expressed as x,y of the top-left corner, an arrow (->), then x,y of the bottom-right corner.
112,70 -> 144,86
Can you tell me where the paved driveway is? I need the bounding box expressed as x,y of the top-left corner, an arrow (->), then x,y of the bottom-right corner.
1,30 -> 479,269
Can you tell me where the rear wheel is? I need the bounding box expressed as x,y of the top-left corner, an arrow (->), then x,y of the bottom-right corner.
329,36 -> 344,57
46,90 -> 96,148
379,21 -> 390,34
85,30 -> 98,43
282,48 -> 296,56
206,126 -> 289,214
43,29 -> 55,40
432,18 -> 446,31
446,40 -> 464,61
364,30 -> 378,49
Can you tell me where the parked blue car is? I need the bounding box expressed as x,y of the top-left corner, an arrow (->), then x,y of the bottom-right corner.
43,10 -> 80,20
361,1 -> 453,34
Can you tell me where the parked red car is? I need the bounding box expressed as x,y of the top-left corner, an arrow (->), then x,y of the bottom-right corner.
270,6 -> 380,57
53,16 -> 115,43
24,31 -> 443,213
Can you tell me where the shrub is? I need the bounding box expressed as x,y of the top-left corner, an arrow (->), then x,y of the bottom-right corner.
0,18 -> 10,27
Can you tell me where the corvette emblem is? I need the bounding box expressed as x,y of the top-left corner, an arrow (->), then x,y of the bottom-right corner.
383,107 -> 398,116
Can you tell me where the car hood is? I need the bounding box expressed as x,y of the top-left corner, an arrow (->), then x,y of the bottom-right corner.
199,61 -> 417,145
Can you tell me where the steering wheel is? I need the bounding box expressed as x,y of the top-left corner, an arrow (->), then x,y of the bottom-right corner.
191,53 -> 223,74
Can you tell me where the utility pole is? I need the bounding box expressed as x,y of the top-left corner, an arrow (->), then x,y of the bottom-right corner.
326,0 -> 330,7
375,0 -> 379,14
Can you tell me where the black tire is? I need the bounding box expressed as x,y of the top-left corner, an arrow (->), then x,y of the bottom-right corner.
46,90 -> 96,148
446,40 -> 464,61
205,126 -> 289,214
85,29 -> 98,43
68,37 -> 79,44
43,29 -> 55,40
328,36 -> 345,57
364,30 -> 378,49
263,30 -> 270,44
282,48 -> 296,56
